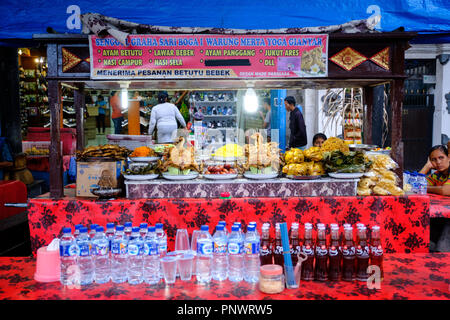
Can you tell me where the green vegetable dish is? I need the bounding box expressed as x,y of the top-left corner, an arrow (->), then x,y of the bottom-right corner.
322,150 -> 371,173
125,163 -> 159,175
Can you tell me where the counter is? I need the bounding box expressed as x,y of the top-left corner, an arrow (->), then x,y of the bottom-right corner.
125,177 -> 358,199
0,253 -> 448,300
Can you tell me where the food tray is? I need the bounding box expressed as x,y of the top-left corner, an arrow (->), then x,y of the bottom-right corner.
328,172 -> 364,179
203,173 -> 238,180
124,174 -> 159,181
286,175 -> 322,180
244,172 -> 278,180
129,156 -> 161,162
162,172 -> 199,180
106,134 -> 154,150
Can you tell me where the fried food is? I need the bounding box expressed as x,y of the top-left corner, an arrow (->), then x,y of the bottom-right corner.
76,144 -> 131,161
130,146 -> 157,158
321,137 -> 349,153
284,148 -> 304,164
158,137 -> 200,173
243,133 -> 281,172
357,187 -> 372,196
303,146 -> 323,161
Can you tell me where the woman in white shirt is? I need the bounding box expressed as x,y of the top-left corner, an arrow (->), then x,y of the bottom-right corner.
148,91 -> 187,143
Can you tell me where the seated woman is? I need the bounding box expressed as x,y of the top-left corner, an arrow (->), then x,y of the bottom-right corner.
419,145 -> 450,196
312,133 -> 327,147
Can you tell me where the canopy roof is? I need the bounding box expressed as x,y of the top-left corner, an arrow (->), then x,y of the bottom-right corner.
1,0 -> 449,41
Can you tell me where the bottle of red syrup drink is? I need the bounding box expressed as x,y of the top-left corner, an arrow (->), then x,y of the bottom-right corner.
260,223 -> 273,266
301,223 -> 315,281
328,224 -> 341,281
273,223 -> 284,267
356,226 -> 370,282
370,225 -> 384,281
342,226 -> 356,281
290,222 -> 301,267
314,223 -> 328,281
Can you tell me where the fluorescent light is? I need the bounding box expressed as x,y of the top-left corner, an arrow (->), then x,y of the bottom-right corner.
244,88 -> 258,113
121,88 -> 128,110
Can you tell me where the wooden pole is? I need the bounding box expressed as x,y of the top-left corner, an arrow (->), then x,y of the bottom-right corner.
74,83 -> 85,151
363,86 -> 374,145
48,80 -> 64,198
390,79 -> 405,181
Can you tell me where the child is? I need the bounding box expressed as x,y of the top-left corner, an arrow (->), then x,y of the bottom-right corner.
312,133 -> 327,147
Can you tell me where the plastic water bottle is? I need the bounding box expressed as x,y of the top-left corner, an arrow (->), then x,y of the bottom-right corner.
403,171 -> 410,192
59,227 -> 79,286
143,226 -> 160,284
218,221 -> 228,235
212,224 -> 228,281
127,227 -> 144,284
110,225 -> 128,283
140,223 -> 148,238
410,172 -> 419,194
73,224 -> 83,239
155,223 -> 167,278
124,222 -> 133,239
228,225 -> 244,282
89,224 -> 98,239
76,226 -> 94,285
418,173 -> 428,195
244,224 -> 261,283
196,225 -> 213,283
105,223 -> 115,253
92,226 -> 110,284
249,222 -> 259,239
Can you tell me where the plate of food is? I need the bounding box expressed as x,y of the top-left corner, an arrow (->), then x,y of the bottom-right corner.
124,163 -> 159,180
366,147 -> 391,155
244,171 -> 279,180
158,137 -> 201,180
328,172 -> 364,179
150,144 -> 175,155
162,171 -> 199,180
203,173 -> 238,180
286,175 -> 322,180
124,174 -> 159,181
129,156 -> 161,162
129,146 -> 161,162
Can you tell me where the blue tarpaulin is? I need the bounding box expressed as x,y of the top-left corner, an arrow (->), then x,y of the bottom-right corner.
0,0 -> 450,40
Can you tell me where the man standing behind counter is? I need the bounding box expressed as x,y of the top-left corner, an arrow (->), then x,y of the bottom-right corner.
110,91 -> 124,134
284,96 -> 307,149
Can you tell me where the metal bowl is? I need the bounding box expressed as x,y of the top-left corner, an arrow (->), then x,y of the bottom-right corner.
90,187 -> 122,199
348,144 -> 378,151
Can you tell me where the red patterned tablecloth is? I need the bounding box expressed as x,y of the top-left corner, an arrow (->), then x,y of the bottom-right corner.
429,194 -> 450,218
27,195 -> 431,255
0,253 -> 448,300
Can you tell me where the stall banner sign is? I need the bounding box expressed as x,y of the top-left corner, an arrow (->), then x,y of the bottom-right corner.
89,34 -> 328,79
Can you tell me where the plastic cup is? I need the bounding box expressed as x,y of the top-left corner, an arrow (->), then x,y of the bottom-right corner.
190,230 -> 201,275
166,251 -> 183,277
34,246 -> 61,282
160,256 -> 177,284
178,251 -> 194,281
175,229 -> 190,252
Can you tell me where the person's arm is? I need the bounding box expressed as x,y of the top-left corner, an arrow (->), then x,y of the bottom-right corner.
148,107 -> 157,135
174,105 -> 187,128
427,184 -> 450,196
419,159 -> 434,175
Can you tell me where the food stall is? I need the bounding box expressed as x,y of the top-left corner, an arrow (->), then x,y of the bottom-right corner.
11,14 -> 448,301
